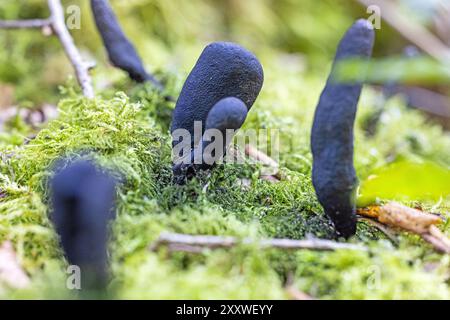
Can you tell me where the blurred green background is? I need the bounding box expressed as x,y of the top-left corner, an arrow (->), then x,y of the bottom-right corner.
1,0 -> 441,106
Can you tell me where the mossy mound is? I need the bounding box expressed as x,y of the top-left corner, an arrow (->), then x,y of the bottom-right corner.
0,71 -> 449,299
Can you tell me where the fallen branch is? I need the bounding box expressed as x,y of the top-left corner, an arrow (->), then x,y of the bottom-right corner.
357,216 -> 399,243
0,18 -> 52,29
358,202 -> 450,254
245,144 -> 279,168
245,144 -> 280,182
0,0 -> 94,98
150,232 -> 367,253
48,0 -> 94,98
393,86 -> 450,119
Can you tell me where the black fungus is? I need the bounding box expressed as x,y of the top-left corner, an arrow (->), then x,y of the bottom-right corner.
311,19 -> 375,238
173,97 -> 248,183
90,0 -> 162,87
171,41 -> 264,150
50,159 -> 116,292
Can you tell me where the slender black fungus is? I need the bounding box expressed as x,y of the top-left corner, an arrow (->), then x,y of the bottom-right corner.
311,19 -> 375,238
50,160 -> 116,292
90,0 -> 162,88
173,97 -> 248,184
171,41 -> 264,150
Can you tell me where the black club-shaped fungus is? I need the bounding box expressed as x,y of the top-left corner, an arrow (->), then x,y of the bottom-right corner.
311,19 -> 375,238
173,97 -> 248,184
171,42 -> 263,183
50,160 -> 116,291
171,41 -> 264,150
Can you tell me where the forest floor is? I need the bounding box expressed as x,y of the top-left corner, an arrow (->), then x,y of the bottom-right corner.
0,66 -> 449,299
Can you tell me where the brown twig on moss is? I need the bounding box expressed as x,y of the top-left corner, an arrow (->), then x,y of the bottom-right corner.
150,232 -> 367,253
0,0 -> 94,98
244,144 -> 281,182
357,216 -> 399,243
357,202 -> 450,254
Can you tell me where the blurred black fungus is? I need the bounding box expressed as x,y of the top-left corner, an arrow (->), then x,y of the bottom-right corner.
50,159 -> 116,293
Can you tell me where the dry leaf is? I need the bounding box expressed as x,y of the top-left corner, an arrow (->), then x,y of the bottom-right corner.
378,202 -> 442,234
0,241 -> 30,289
358,202 -> 450,254
260,175 -> 280,183
245,144 -> 280,181
245,144 -> 279,168
424,225 -> 450,253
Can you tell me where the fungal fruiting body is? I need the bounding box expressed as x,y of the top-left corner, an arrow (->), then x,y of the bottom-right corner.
171,41 -> 264,150
171,42 -> 263,182
90,0 -> 161,87
311,19 -> 375,238
172,97 -> 248,182
50,160 -> 116,291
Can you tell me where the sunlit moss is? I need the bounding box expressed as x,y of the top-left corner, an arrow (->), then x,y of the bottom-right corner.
0,80 -> 449,298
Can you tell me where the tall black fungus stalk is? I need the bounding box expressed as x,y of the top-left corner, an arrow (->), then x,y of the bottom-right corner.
90,0 -> 162,88
50,160 -> 116,295
311,19 -> 375,238
171,42 -> 264,183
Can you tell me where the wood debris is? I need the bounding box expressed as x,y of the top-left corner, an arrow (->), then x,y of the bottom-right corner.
358,201 -> 450,253
245,144 -> 280,181
150,232 -> 367,253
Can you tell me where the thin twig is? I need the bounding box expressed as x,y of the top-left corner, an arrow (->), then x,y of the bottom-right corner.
245,144 -> 280,181
245,144 -> 279,168
381,85 -> 450,119
422,234 -> 450,254
48,0 -> 94,98
358,202 -> 450,254
0,2 -> 94,98
356,0 -> 450,61
357,216 -> 399,243
0,18 -> 52,29
150,232 -> 367,253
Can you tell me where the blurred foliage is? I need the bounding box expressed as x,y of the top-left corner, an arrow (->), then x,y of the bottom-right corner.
336,57 -> 450,85
0,0 -> 371,106
358,160 -> 450,206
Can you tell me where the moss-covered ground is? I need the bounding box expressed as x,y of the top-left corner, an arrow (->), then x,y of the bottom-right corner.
1,0 -> 450,300
0,61 -> 449,299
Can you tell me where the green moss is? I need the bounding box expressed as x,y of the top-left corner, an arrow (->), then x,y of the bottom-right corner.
0,68 -> 449,299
